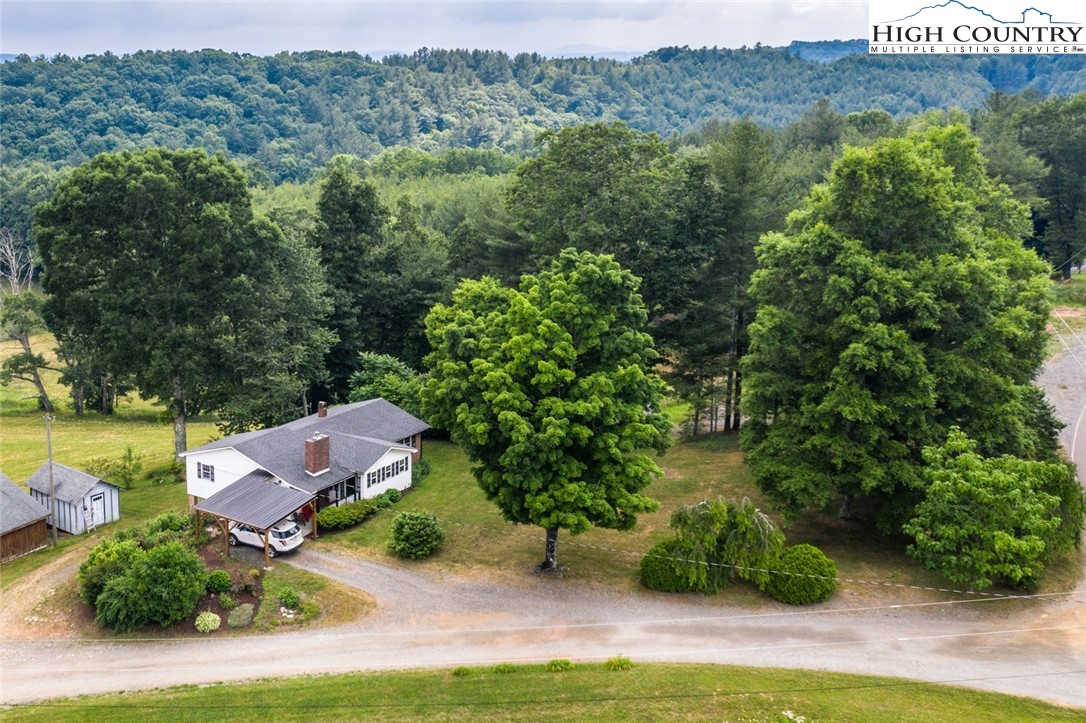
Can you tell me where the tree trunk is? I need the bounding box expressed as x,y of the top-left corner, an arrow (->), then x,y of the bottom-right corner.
723,370 -> 734,432
72,380 -> 84,418
539,527 -> 559,571
732,367 -> 742,431
16,332 -> 53,413
172,375 -> 188,459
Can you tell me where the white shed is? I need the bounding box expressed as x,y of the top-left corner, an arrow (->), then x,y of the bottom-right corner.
26,463 -> 121,535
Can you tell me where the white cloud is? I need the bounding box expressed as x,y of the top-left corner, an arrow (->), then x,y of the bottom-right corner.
1,1 -> 868,57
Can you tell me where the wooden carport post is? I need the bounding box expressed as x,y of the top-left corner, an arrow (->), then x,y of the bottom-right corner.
262,528 -> 271,569
216,516 -> 232,556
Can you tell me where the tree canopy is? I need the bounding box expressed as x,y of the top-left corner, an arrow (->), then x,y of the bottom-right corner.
35,148 -> 333,455
422,249 -> 671,570
741,125 -> 1058,528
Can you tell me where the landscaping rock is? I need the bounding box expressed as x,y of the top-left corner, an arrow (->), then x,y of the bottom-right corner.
227,603 -> 254,628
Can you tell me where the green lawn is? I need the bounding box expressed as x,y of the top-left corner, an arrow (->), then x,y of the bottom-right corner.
5,662 -> 1079,722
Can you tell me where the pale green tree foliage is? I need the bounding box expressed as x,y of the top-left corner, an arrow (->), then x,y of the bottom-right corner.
742,126 -> 1057,528
422,249 -> 671,570
904,428 -> 1077,590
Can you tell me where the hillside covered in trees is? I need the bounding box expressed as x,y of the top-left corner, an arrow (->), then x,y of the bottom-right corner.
4,45 -> 1086,182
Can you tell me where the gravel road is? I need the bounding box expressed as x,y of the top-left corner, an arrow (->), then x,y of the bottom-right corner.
2,348 -> 1085,710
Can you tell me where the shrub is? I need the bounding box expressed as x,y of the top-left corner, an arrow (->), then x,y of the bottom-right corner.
114,445 -> 144,490
195,611 -> 221,633
297,599 -> 320,620
605,656 -> 635,671
206,569 -> 232,594
492,663 -> 517,674
249,568 -> 261,579
545,659 -> 574,672
219,592 -> 237,610
388,511 -> 445,559
761,544 -> 837,605
134,542 -> 209,626
384,488 -> 402,504
315,499 -> 378,530
451,666 -> 474,677
95,574 -> 149,633
412,456 -> 432,485
146,510 -> 191,535
228,603 -> 254,628
278,586 -> 300,609
639,538 -> 707,593
375,494 -> 392,509
78,538 -> 144,607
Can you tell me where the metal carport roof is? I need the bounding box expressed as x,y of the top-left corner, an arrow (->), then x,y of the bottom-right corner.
194,471 -> 314,530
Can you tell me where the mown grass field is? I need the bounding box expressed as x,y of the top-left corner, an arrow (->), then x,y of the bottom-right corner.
5,662 -> 1081,722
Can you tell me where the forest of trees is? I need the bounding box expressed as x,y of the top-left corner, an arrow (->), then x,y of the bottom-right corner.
3,45 -> 1086,183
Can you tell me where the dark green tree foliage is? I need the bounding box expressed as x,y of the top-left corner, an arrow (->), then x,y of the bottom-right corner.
5,49 -> 1085,182
760,544 -> 837,605
388,510 -> 446,559
310,157 -> 391,400
904,429 -> 1078,590
348,352 -> 423,417
1016,93 -> 1086,279
507,122 -> 698,315
742,126 -> 1057,527
422,250 -> 672,570
77,538 -> 145,607
35,148 -> 333,454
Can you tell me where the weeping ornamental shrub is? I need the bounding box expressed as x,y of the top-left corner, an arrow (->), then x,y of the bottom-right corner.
760,544 -> 837,605
78,538 -> 145,607
93,542 -> 208,633
388,511 -> 445,559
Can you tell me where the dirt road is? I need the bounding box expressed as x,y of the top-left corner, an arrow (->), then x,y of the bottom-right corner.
2,545 -> 1085,708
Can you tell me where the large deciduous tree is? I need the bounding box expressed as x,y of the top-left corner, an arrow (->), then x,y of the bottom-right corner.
35,148 -> 333,456
422,249 -> 672,570
741,126 -> 1058,529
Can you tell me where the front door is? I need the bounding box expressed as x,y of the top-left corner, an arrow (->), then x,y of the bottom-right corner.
90,493 -> 106,526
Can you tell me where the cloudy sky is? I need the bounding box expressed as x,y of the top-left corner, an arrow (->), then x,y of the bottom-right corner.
2,1 -> 868,58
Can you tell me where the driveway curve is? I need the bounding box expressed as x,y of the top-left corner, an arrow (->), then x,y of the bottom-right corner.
2,545 -> 1085,708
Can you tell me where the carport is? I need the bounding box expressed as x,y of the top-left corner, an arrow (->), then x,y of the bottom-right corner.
194,470 -> 317,568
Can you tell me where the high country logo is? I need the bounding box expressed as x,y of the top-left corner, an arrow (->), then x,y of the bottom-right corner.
869,0 -> 1085,53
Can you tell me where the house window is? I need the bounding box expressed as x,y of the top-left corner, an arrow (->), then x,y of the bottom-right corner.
197,463 -> 215,482
367,471 -> 377,488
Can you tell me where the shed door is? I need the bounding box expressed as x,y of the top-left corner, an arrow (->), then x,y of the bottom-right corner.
90,493 -> 106,526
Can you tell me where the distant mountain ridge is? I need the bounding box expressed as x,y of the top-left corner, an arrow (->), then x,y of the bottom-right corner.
3,43 -> 1083,182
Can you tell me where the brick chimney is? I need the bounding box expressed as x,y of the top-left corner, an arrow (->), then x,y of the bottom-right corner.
305,433 -> 329,475
317,401 -> 327,418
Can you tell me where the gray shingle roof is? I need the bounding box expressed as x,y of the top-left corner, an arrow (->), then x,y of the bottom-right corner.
195,470 -> 314,529
25,463 -> 117,503
1,471 -> 49,534
185,398 -> 429,492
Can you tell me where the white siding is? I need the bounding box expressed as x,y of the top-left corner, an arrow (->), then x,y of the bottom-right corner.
184,448 -> 262,501
361,449 -> 413,498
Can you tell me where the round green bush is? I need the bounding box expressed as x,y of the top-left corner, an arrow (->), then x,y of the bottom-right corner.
206,569 -> 232,594
639,538 -> 707,593
195,611 -> 221,633
388,511 -> 445,559
760,544 -> 837,605
384,488 -> 402,504
278,586 -> 300,609
218,592 -> 237,610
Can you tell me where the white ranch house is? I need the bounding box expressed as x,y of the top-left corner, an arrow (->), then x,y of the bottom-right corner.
182,398 -> 429,517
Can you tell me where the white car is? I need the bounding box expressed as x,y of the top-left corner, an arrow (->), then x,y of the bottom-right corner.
228,520 -> 303,557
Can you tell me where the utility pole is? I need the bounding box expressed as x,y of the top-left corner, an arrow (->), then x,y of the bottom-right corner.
45,413 -> 58,547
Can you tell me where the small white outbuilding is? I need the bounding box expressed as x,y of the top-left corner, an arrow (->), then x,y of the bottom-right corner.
26,462 -> 120,535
